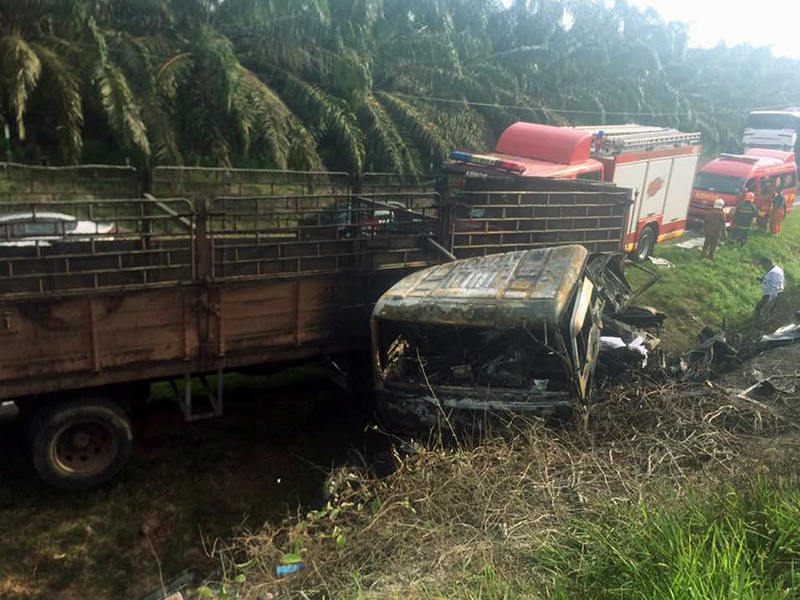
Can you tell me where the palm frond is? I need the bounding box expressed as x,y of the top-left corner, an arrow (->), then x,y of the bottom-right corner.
239,68 -> 324,171
156,53 -> 194,102
94,62 -> 150,156
281,74 -> 364,172
359,93 -> 416,174
0,34 -> 42,140
376,91 -> 450,162
30,43 -> 84,162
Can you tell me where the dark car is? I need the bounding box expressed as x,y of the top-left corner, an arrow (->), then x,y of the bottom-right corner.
300,197 -> 435,240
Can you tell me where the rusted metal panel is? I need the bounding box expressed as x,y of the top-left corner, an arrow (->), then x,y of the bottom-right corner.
450,189 -> 630,257
373,246 -> 588,328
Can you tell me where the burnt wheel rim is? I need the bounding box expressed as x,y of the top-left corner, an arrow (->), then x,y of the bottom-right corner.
50,421 -> 119,477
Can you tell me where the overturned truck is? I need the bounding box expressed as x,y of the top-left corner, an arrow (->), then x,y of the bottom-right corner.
371,244 -> 644,427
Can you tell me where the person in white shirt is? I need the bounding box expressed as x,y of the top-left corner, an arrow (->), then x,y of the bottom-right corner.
755,256 -> 785,316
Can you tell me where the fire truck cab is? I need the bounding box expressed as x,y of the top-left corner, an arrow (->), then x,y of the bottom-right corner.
449,122 -> 702,260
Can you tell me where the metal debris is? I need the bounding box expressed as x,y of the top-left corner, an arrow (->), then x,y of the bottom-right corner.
648,256 -> 674,268
675,236 -> 705,249
136,568 -> 203,600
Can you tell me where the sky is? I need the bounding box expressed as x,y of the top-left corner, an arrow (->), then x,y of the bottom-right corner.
624,0 -> 800,58
499,0 -> 800,59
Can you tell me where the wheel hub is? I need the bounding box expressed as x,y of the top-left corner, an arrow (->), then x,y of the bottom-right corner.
73,431 -> 91,449
52,421 -> 117,476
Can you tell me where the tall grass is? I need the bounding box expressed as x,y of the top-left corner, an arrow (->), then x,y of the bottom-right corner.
438,480 -> 800,600
538,480 -> 800,600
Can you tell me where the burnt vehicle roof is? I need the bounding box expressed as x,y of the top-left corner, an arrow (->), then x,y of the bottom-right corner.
373,245 -> 588,328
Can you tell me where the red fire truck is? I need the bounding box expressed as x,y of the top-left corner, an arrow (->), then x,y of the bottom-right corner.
449,122 -> 702,260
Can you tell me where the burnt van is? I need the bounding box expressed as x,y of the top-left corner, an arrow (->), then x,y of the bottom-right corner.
370,245 -> 609,427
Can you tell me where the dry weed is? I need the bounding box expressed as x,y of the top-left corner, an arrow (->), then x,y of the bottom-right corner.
225,371 -> 800,599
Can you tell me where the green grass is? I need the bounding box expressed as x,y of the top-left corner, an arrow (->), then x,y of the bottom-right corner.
545,480 -> 800,600
629,211 -> 800,351
436,479 -> 800,600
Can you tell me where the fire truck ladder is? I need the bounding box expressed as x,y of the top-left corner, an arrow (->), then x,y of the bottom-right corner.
576,124 -> 702,157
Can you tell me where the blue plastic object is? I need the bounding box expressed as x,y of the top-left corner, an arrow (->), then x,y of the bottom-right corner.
276,563 -> 305,576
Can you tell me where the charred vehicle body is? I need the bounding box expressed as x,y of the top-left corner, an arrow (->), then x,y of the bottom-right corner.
371,245 -> 642,427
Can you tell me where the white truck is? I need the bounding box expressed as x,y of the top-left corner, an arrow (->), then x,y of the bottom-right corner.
742,109 -> 800,154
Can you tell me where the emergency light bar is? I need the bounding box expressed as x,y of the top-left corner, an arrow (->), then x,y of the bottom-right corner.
719,153 -> 761,163
450,151 -> 526,173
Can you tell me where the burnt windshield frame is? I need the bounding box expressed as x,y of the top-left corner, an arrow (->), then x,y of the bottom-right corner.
375,320 -> 573,389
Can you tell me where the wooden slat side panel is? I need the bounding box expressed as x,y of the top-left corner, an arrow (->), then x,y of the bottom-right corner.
96,290 -> 194,367
0,301 -> 93,382
0,288 -> 197,396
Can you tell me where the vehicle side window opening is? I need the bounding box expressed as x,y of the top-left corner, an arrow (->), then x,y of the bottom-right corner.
745,179 -> 757,193
454,203 -> 487,220
566,277 -> 597,378
376,320 -> 573,390
577,169 -> 603,181
760,176 -> 773,195
14,221 -> 61,237
782,172 -> 797,189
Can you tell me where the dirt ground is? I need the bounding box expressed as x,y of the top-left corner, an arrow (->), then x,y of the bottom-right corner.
0,375 -> 385,600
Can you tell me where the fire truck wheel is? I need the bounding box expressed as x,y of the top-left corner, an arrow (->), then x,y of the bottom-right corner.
28,398 -> 133,491
632,226 -> 656,262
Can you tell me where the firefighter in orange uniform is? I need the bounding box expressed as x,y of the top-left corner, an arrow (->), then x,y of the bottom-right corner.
702,198 -> 727,260
769,186 -> 787,235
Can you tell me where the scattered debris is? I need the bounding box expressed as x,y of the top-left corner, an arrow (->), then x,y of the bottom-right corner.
761,311 -> 800,345
276,563 -> 305,577
648,256 -> 674,268
600,335 -> 648,366
683,327 -> 738,372
675,236 -> 704,249
722,342 -> 800,407
136,568 -> 203,600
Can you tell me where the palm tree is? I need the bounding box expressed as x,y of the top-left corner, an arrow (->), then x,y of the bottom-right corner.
0,0 -> 88,162
5,0 -> 800,171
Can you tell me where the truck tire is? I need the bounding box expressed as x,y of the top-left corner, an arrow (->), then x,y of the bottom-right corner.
632,225 -> 656,262
28,398 -> 133,490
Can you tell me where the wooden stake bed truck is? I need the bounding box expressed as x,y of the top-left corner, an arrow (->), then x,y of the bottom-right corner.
0,176 -> 631,489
